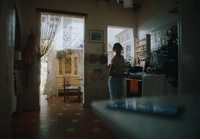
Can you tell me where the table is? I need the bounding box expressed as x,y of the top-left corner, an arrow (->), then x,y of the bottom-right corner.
91,93 -> 200,139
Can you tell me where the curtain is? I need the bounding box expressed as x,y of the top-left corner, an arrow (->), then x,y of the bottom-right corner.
40,12 -> 62,57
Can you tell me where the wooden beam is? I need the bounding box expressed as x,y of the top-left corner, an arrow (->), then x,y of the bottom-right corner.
35,8 -> 88,17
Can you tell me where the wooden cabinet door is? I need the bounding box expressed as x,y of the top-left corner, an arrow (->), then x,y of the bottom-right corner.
58,55 -> 80,87
63,55 -> 72,77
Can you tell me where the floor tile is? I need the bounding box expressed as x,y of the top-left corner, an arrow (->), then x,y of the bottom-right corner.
68,131 -> 86,139
92,128 -> 100,132
15,128 -> 24,131
76,113 -> 81,115
11,95 -> 113,139
72,119 -> 78,122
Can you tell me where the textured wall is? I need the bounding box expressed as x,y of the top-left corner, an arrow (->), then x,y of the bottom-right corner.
136,0 -> 177,38
136,0 -> 177,47
0,0 -> 15,138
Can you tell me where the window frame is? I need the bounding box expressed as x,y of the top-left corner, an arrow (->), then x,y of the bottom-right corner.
117,31 -> 132,60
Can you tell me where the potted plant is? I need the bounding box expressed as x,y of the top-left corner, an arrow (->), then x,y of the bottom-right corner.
56,50 -> 66,61
56,49 -> 75,61
66,49 -> 74,54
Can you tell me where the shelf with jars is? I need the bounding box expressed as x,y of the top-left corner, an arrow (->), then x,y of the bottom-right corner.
135,34 -> 150,64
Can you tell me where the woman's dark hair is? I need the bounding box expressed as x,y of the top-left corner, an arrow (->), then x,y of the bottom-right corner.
113,43 -> 123,51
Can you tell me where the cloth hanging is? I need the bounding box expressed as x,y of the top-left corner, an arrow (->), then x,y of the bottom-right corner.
130,79 -> 138,94
14,70 -> 23,94
22,29 -> 35,65
22,28 -> 35,87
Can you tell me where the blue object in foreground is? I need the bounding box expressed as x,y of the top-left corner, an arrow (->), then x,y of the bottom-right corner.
108,99 -> 182,116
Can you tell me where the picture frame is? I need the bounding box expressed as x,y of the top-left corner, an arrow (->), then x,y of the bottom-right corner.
89,30 -> 104,43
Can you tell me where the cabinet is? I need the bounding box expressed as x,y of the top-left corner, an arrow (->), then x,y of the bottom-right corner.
56,55 -> 80,96
136,34 -> 150,64
142,74 -> 178,96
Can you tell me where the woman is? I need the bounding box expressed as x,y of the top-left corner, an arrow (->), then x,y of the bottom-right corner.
108,43 -> 128,100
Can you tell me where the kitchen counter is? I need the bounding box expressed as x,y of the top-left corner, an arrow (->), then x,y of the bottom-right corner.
91,93 -> 200,139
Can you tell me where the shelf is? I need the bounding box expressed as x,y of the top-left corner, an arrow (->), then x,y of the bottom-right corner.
136,44 -> 146,48
136,38 -> 146,42
138,56 -> 146,59
136,34 -> 150,63
136,50 -> 145,53
136,43 -> 145,45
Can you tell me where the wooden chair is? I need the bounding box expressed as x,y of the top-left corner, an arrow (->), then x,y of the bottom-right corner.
63,77 -> 81,103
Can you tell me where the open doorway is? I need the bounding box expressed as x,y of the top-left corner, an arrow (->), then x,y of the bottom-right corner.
107,26 -> 134,67
40,12 -> 85,103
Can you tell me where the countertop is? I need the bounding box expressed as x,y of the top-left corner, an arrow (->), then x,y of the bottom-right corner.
91,93 -> 200,139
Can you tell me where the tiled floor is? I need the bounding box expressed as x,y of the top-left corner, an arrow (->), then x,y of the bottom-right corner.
11,95 -> 113,139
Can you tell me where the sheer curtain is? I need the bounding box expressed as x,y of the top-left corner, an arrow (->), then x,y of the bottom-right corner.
36,12 -> 84,99
36,12 -> 62,98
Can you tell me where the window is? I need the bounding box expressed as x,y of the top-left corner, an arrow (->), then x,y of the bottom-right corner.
126,32 -> 129,41
126,31 -> 131,41
116,29 -> 133,61
125,44 -> 131,60
118,31 -> 132,60
121,46 -> 124,56
118,31 -> 131,44
123,34 -> 126,42
119,36 -> 122,43
42,17 -> 45,23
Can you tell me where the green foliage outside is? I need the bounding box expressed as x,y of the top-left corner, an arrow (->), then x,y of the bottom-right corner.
56,49 -> 74,61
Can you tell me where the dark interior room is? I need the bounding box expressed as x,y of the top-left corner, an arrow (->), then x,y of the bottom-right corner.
0,0 -> 200,139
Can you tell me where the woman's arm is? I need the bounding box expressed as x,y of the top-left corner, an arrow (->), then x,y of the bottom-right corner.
109,64 -> 128,77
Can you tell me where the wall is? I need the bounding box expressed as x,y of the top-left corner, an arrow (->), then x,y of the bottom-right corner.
178,0 -> 200,94
136,0 -> 178,39
14,0 -> 137,108
0,0 -> 15,138
136,0 -> 178,95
